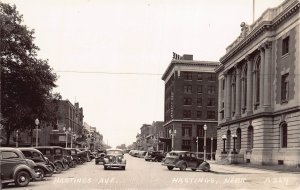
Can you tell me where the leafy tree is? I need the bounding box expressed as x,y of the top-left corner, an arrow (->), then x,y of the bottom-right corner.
1,2 -> 58,145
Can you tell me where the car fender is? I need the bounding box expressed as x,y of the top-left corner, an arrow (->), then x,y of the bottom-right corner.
175,160 -> 187,168
54,160 -> 64,167
35,163 -> 52,172
198,161 -> 210,170
13,164 -> 35,178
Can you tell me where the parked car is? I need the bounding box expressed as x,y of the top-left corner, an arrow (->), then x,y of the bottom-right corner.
145,151 -> 165,162
35,146 -> 69,173
103,149 -> 126,170
0,147 -> 39,187
95,152 -> 106,165
162,151 -> 210,172
65,148 -> 82,165
137,151 -> 147,158
76,149 -> 90,163
63,148 -> 76,168
19,148 -> 54,180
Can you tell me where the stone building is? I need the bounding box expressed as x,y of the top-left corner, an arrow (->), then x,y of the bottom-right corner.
162,53 -> 219,153
215,0 -> 300,167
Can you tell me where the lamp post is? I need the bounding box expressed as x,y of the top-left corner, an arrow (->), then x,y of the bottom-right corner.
63,127 -> 71,148
196,136 -> 199,158
210,137 -> 213,161
232,134 -> 237,154
203,124 -> 207,161
169,128 -> 176,151
222,134 -> 227,154
16,130 -> 19,148
35,119 -> 39,147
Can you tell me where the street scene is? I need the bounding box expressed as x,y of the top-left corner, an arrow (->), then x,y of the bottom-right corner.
1,0 -> 300,189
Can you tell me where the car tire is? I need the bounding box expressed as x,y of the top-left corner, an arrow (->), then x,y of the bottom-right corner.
180,164 -> 187,171
55,163 -> 63,174
35,168 -> 45,181
104,166 -> 107,170
202,166 -> 210,172
72,160 -> 77,167
121,166 -> 126,170
167,166 -> 174,170
15,171 -> 30,187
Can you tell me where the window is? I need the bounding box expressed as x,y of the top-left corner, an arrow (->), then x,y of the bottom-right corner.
197,97 -> 202,106
282,36 -> 289,55
183,98 -> 192,105
207,98 -> 216,106
197,73 -> 203,81
2,151 -> 19,159
281,73 -> 289,102
182,140 -> 191,151
22,151 -> 32,158
196,111 -> 202,118
247,126 -> 253,149
207,111 -> 215,119
182,140 -> 191,145
208,73 -> 216,81
281,122 -> 287,148
254,57 -> 261,107
184,85 -> 192,94
197,85 -> 203,93
183,110 -> 192,118
207,85 -> 216,94
222,78 -> 225,90
236,128 -> 241,151
197,125 -> 204,137
182,126 -> 192,137
183,72 -> 192,80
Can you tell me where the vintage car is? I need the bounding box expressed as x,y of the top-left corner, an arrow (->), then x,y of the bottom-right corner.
63,148 -> 76,168
0,147 -> 39,187
65,148 -> 82,165
35,146 -> 69,173
103,149 -> 126,170
19,148 -> 54,180
162,151 -> 210,172
95,150 -> 106,165
145,151 -> 165,162
137,151 -> 147,158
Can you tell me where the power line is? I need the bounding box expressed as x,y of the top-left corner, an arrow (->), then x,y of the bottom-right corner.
54,70 -> 163,76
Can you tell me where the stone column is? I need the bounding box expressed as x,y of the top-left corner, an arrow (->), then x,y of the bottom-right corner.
225,72 -> 231,120
263,41 -> 272,108
258,45 -> 265,108
218,77 -> 222,121
245,55 -> 253,114
235,65 -> 241,118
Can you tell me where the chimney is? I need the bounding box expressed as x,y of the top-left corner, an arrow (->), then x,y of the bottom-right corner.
182,54 -> 193,60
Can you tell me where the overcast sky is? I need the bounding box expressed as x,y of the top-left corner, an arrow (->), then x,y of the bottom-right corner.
4,0 -> 284,147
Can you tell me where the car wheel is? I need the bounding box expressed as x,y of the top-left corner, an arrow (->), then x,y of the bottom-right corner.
15,171 -> 30,187
121,166 -> 126,170
167,166 -> 174,170
35,168 -> 45,181
202,166 -> 210,172
55,163 -> 63,174
180,164 -> 187,171
72,160 -> 77,167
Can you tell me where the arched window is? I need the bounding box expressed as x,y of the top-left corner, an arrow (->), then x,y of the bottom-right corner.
280,122 -> 287,148
231,72 -> 236,116
226,130 -> 231,151
247,126 -> 253,150
254,56 -> 261,108
236,128 -> 241,151
242,64 -> 247,113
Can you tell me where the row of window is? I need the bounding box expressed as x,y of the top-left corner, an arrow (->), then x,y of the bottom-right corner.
183,97 -> 216,106
183,72 -> 216,81
183,110 -> 216,119
184,85 -> 216,94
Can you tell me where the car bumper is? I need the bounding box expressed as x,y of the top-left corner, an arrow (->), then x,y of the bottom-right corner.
162,163 -> 176,167
104,163 -> 126,168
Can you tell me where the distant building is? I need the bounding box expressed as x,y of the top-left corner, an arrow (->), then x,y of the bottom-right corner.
162,54 -> 220,153
215,0 -> 300,166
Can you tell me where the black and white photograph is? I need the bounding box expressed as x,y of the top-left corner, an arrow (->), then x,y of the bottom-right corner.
1,0 -> 300,189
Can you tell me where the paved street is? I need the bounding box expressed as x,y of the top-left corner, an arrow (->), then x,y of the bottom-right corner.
5,154 -> 300,190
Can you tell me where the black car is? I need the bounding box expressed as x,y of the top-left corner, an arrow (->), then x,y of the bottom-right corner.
162,151 -> 210,172
145,151 -> 165,162
0,148 -> 39,187
95,152 -> 106,165
19,148 -> 54,181
103,149 -> 126,170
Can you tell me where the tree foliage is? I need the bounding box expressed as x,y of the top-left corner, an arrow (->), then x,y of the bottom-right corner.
0,2 -> 59,145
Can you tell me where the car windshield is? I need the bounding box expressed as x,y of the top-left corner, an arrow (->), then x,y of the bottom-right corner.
168,152 -> 185,157
106,150 -> 122,155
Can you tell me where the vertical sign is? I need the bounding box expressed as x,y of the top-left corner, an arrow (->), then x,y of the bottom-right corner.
170,91 -> 174,119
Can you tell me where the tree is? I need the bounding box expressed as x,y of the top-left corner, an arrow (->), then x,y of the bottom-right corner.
0,2 -> 58,145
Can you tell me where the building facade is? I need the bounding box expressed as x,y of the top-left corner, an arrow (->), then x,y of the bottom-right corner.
215,0 -> 300,167
162,54 -> 219,154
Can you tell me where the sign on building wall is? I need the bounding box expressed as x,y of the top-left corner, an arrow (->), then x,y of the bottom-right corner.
59,135 -> 66,142
170,92 -> 174,118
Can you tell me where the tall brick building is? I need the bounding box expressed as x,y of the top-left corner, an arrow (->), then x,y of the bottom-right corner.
215,0 -> 300,166
162,53 -> 219,153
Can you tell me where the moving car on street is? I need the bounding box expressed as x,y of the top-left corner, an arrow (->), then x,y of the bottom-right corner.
95,150 -> 106,165
103,149 -> 126,170
0,147 -> 39,187
145,151 -> 165,162
162,151 -> 210,172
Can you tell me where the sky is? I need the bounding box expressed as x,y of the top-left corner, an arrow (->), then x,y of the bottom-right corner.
3,0 -> 285,148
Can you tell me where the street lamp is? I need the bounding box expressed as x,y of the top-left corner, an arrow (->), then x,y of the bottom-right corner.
35,119 -> 39,147
63,127 -> 71,148
169,128 -> 176,151
210,137 -> 213,161
222,134 -> 227,154
203,124 -> 207,161
196,136 -> 199,158
232,134 -> 237,154
16,130 -> 19,148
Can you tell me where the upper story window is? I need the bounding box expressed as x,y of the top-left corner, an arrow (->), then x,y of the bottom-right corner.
183,72 -> 192,80
197,125 -> 204,137
197,97 -> 202,106
183,110 -> 192,118
254,56 -> 261,108
182,125 -> 192,137
197,85 -> 203,93
281,73 -> 289,102
207,85 -> 216,94
207,98 -> 216,106
207,111 -> 215,119
208,73 -> 216,81
196,111 -> 202,118
197,73 -> 203,81
184,85 -> 192,94
183,97 -> 192,105
282,36 -> 289,56
222,78 -> 225,90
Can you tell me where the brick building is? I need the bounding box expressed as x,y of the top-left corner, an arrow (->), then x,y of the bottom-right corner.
215,0 -> 300,167
162,53 -> 220,153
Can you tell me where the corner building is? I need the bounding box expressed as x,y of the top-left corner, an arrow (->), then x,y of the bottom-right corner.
215,0 -> 300,166
162,54 -> 219,154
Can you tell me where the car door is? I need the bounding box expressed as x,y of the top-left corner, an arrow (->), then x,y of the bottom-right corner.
187,153 -> 198,168
0,151 -> 20,179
